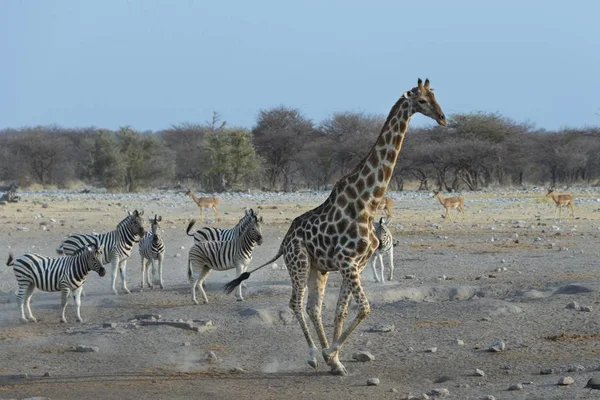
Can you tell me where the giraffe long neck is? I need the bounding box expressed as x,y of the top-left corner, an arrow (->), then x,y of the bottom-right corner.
335,96 -> 413,215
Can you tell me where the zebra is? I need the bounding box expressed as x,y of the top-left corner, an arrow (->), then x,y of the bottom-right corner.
369,217 -> 398,282
6,245 -> 105,323
139,214 -> 166,290
185,208 -> 258,243
188,213 -> 263,304
56,210 -> 146,295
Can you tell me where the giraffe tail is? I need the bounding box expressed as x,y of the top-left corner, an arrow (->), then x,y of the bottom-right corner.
223,246 -> 284,294
185,219 -> 197,237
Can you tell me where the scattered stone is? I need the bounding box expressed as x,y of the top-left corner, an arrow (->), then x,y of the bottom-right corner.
174,253 -> 181,258
183,342 -> 191,347
370,324 -> 395,333
134,314 -> 161,320
102,322 -> 117,328
352,351 -> 375,362
390,388 -> 398,393
508,383 -> 523,391
566,301 -> 580,310
489,340 -> 505,352
425,347 -> 438,353
475,368 -> 485,377
558,376 -> 575,386
205,351 -> 218,363
580,306 -> 593,312
74,344 -> 99,353
540,368 -> 555,375
585,377 -> 600,392
567,364 -> 585,372
366,377 -> 380,386
230,366 -> 246,374
428,388 -> 449,397
456,339 -> 465,346
405,274 -> 416,279
482,396 -> 496,400
43,372 -> 50,377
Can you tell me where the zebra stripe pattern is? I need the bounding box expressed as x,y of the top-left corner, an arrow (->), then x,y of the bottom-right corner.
369,217 -> 397,282
186,208 -> 257,243
139,215 -> 166,289
56,210 -> 146,295
188,213 -> 263,304
6,245 -> 106,323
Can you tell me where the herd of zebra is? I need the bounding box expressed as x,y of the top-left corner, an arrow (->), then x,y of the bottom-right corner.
5,206 -> 397,324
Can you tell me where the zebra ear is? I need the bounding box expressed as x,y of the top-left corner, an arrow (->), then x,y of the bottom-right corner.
87,244 -> 96,253
139,210 -> 144,216
157,216 -> 162,222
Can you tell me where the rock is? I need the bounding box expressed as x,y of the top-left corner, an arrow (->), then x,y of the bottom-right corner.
352,351 -> 375,362
540,368 -> 555,375
508,383 -> 523,391
425,347 -> 438,353
585,377 -> 600,392
405,274 -> 416,279
370,324 -> 395,333
205,351 -> 218,363
580,306 -> 593,312
456,339 -> 465,346
482,396 -> 496,400
230,366 -> 246,373
102,322 -> 117,328
475,368 -> 485,377
74,344 -> 99,353
428,388 -> 449,397
489,340 -> 505,352
183,342 -> 191,347
566,301 -> 580,310
558,376 -> 575,385
567,364 -> 585,372
366,377 -> 380,386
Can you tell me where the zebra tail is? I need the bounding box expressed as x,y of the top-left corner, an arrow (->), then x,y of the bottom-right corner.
56,245 -> 64,255
187,258 -> 192,282
6,253 -> 14,266
223,246 -> 284,294
185,220 -> 197,237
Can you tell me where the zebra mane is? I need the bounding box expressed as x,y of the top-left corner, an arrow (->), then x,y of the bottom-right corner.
71,245 -> 96,256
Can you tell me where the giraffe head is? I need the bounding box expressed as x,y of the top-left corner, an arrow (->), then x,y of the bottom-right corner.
405,78 -> 447,126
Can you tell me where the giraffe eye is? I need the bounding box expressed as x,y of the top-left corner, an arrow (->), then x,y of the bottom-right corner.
418,99 -> 427,104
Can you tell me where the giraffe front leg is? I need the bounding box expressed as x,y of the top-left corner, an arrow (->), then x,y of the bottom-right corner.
60,288 -> 70,323
306,267 -> 330,369
120,260 -> 131,294
322,279 -> 352,376
73,286 -> 84,322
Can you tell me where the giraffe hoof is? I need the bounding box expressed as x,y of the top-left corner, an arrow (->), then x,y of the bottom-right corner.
331,365 -> 348,376
321,348 -> 335,363
308,358 -> 318,369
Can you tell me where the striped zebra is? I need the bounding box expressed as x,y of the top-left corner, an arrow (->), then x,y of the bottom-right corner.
185,208 -> 258,243
188,213 -> 263,304
369,217 -> 398,282
6,245 -> 105,323
139,215 -> 166,289
56,210 -> 146,295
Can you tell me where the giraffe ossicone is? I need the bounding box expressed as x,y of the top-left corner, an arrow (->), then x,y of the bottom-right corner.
224,78 -> 447,375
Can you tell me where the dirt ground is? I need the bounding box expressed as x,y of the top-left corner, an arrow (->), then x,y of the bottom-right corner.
1,188 -> 600,400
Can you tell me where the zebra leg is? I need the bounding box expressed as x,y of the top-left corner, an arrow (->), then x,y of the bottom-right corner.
369,255 -> 380,282
17,285 -> 29,323
110,257 -> 120,295
148,259 -> 154,289
157,254 -> 164,289
73,286 -> 84,323
60,287 -> 70,323
377,253 -> 385,282
388,247 -> 395,281
235,264 -> 245,301
196,266 -> 212,304
23,285 -> 37,323
140,257 -> 147,290
120,260 -> 131,294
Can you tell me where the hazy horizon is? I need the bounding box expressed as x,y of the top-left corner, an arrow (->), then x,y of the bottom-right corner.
2,1 -> 599,132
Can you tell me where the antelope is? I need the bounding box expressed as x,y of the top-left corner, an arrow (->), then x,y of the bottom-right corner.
377,196 -> 393,218
545,187 -> 574,219
186,189 -> 219,222
433,190 -> 465,219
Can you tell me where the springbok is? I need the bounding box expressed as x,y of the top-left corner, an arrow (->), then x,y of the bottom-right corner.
186,189 -> 219,222
433,190 -> 465,219
545,187 -> 574,219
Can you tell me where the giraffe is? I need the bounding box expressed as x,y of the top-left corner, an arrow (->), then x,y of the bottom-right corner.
224,78 -> 447,375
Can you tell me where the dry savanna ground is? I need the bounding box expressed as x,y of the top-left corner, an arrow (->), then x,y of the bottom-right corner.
1,188 -> 600,400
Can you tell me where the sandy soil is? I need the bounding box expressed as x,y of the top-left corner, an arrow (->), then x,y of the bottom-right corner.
1,188 -> 600,400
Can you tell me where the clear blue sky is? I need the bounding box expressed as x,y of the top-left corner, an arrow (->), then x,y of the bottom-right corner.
1,0 -> 599,132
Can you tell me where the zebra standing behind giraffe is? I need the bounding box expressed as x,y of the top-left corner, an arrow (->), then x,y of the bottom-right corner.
6,245 -> 105,323
56,210 -> 145,295
188,212 -> 263,304
139,215 -> 166,289
368,217 -> 398,282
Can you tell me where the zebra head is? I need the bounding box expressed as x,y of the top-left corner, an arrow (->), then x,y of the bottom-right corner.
245,214 -> 263,246
86,244 -> 106,277
149,215 -> 162,241
126,209 -> 146,238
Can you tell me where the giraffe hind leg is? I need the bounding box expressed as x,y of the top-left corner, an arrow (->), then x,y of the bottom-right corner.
322,278 -> 353,376
306,266 -> 330,369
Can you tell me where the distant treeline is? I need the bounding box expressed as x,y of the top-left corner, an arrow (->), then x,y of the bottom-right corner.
1,109 -> 599,192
